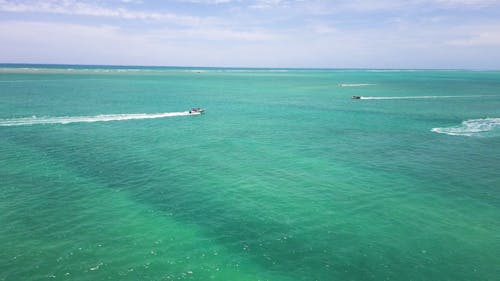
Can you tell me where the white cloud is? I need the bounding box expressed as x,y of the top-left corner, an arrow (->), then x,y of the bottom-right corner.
0,20 -> 277,65
309,24 -> 337,35
432,0 -> 499,8
0,0 -> 201,26
178,0 -> 234,4
249,0 -> 298,9
2,18 -> 499,68
147,26 -> 274,42
446,25 -> 500,46
121,0 -> 143,3
274,0 -> 499,15
1,0 -> 500,68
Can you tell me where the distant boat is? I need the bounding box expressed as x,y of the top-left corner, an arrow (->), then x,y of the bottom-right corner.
352,96 -> 361,99
189,108 -> 205,114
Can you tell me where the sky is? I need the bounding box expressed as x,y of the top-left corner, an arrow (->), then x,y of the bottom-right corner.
1,0 -> 500,68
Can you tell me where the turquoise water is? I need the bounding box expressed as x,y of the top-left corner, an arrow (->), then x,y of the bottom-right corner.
1,65 -> 499,281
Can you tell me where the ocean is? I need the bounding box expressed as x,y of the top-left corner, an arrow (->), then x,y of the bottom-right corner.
1,65 -> 499,281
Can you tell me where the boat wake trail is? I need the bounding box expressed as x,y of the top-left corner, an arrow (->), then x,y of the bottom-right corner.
431,118 -> 500,137
360,95 -> 496,100
0,111 -> 199,127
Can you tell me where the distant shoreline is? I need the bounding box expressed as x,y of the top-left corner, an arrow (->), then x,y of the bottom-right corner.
1,63 -> 499,72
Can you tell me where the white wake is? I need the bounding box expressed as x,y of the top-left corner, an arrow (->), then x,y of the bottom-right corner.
431,118 -> 500,136
359,95 -> 495,100
0,111 -> 201,127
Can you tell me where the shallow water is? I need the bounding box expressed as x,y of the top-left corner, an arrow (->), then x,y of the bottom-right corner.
1,65 -> 500,281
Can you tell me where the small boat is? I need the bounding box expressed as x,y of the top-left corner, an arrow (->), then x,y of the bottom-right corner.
189,108 -> 205,114
352,96 -> 361,99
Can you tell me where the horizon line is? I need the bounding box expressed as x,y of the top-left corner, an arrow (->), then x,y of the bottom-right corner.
1,62 -> 499,71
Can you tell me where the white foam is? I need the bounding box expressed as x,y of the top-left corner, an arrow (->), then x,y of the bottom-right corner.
431,118 -> 500,136
339,83 -> 375,87
0,111 -> 200,127
89,262 -> 103,271
359,95 -> 496,100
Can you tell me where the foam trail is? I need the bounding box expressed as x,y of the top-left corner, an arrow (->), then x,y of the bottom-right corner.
359,95 -> 496,100
431,118 -> 500,136
0,111 -> 200,127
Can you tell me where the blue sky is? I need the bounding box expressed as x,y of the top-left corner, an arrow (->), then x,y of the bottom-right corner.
1,0 -> 500,68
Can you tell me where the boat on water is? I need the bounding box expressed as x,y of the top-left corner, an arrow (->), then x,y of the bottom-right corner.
352,96 -> 361,99
189,108 -> 205,114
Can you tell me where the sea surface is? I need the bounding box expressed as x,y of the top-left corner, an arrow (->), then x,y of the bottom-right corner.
1,64 -> 499,281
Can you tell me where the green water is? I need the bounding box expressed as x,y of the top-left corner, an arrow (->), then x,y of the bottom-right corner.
1,66 -> 499,281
